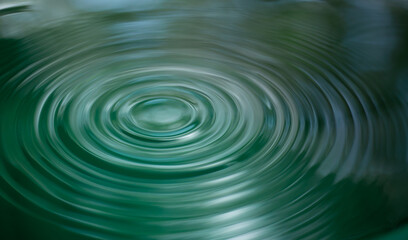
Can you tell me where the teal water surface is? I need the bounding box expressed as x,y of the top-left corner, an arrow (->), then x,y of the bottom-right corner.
1,1 -> 408,239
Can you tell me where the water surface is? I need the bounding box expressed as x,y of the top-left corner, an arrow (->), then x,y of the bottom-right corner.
1,0 -> 408,239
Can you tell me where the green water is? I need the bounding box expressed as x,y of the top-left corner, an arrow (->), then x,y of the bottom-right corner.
1,1 -> 408,239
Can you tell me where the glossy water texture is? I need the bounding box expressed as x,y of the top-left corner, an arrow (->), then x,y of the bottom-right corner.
1,1 -> 408,239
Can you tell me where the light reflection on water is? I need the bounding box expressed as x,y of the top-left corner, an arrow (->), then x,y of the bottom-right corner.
1,0 -> 408,239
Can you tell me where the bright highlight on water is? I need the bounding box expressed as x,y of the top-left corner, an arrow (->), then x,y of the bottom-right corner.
0,0 -> 408,239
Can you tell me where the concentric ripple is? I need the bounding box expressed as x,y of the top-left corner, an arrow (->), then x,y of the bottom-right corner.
1,1 -> 408,240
